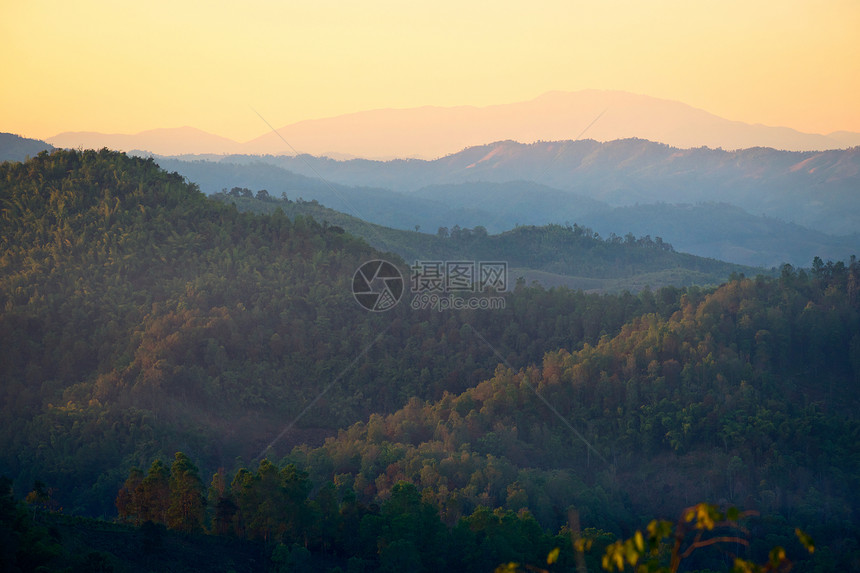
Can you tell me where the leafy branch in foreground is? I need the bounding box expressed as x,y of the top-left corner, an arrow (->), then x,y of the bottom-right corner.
494,545 -> 562,573
496,503 -> 815,573
602,503 -> 814,573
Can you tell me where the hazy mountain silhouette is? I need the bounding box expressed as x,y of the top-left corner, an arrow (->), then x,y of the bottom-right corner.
218,139 -> 860,236
47,91 -> 859,158
827,131 -> 860,148
0,132 -> 53,162
47,126 -> 242,155
156,150 -> 858,267
243,90 -> 854,157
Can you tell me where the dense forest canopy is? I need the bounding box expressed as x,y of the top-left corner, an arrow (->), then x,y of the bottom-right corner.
0,149 -> 689,514
1,149 -> 858,571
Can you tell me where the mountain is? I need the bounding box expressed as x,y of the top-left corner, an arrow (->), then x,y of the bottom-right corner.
155,144 -> 859,266
46,91 -> 860,158
227,139 -> 860,237
47,126 -> 242,155
828,130 -> 860,148
0,132 -> 54,162
243,90 -> 854,158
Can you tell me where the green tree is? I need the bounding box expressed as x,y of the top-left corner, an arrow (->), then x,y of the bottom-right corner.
167,452 -> 205,533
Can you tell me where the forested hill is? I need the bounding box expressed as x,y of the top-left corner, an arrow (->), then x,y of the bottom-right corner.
1,149 -> 701,515
0,149 -> 383,512
279,266 -> 860,570
211,190 -> 757,292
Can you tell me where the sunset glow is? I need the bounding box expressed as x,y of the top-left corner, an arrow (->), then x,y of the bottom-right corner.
2,0 -> 858,142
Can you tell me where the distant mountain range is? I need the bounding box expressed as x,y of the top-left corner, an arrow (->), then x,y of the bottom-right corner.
47,90 -> 860,158
153,138 -> 860,268
171,138 -> 860,237
15,120 -> 860,268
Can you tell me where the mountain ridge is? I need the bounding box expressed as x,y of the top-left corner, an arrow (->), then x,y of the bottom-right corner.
174,138 -> 860,239
45,90 -> 860,158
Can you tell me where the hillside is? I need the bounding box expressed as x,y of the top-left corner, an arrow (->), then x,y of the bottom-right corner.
0,149 -> 384,513
210,191 -> 757,292
1,149 -> 857,571
0,149 -> 697,515
281,267 -> 860,570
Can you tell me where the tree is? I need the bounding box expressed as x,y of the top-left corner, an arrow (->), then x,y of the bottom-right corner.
167,452 -> 206,533
208,468 -> 236,536
116,468 -> 143,525
136,460 -> 170,525
24,480 -> 56,520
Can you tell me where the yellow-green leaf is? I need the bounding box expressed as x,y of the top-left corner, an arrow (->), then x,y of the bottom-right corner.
795,528 -> 815,553
634,530 -> 645,552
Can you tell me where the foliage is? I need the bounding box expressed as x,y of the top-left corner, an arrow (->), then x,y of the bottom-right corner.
1,149 -> 694,514
602,503 -> 814,573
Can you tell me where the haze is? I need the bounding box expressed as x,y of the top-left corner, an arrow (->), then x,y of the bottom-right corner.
2,0 -> 859,148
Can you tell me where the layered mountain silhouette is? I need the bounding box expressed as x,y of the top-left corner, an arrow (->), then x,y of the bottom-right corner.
47,91 -> 859,158
190,139 -> 860,237
154,138 -> 860,267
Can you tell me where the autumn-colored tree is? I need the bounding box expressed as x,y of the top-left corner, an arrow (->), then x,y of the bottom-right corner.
116,468 -> 143,525
136,460 -> 170,525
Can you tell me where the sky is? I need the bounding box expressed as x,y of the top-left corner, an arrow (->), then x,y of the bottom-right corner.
2,0 -> 858,143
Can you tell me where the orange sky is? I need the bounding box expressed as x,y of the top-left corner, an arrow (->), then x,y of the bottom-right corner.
1,0 -> 858,142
